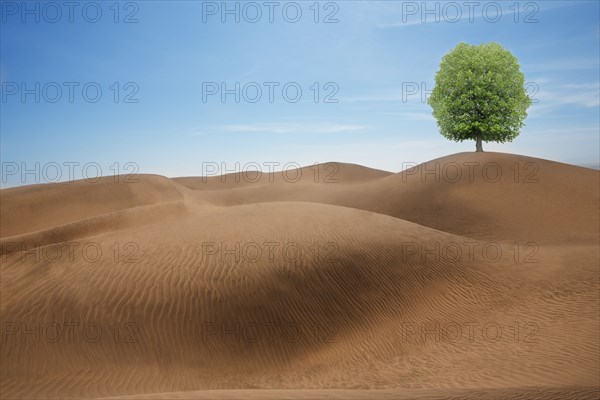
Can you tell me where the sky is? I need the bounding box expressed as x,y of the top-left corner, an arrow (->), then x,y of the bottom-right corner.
1,0 -> 599,187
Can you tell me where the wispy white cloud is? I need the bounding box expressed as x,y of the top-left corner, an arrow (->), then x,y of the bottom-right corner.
340,90 -> 433,105
522,126 -> 600,139
376,111 -> 434,121
524,58 -> 600,72
375,0 -> 575,29
528,81 -> 600,116
191,123 -> 368,135
340,94 -> 405,103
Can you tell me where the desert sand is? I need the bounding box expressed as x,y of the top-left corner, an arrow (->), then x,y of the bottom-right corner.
1,152 -> 598,399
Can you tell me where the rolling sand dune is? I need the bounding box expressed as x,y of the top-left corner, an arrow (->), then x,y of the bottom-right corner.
1,152 -> 598,399
177,153 -> 599,244
173,162 -> 393,191
0,174 -> 186,239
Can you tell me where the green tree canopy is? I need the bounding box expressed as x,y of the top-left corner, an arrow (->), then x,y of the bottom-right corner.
428,42 -> 532,152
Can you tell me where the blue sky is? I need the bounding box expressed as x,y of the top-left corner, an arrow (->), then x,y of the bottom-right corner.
1,0 -> 599,186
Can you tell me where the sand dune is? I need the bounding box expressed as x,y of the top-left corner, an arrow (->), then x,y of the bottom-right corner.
0,174 -> 185,238
173,162 -> 392,191
1,152 -> 598,399
178,153 -> 599,244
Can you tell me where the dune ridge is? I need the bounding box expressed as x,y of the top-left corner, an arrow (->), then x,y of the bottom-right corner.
0,174 -> 185,238
178,153 -> 599,244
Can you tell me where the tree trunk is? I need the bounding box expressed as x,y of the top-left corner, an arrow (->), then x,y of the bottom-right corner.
475,136 -> 483,152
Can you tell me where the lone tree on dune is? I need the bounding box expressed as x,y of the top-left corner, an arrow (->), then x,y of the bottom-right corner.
428,42 -> 532,152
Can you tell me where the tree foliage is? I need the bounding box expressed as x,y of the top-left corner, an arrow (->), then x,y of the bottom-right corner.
428,42 -> 532,151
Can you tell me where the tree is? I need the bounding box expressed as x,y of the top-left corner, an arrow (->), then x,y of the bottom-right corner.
428,42 -> 532,152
